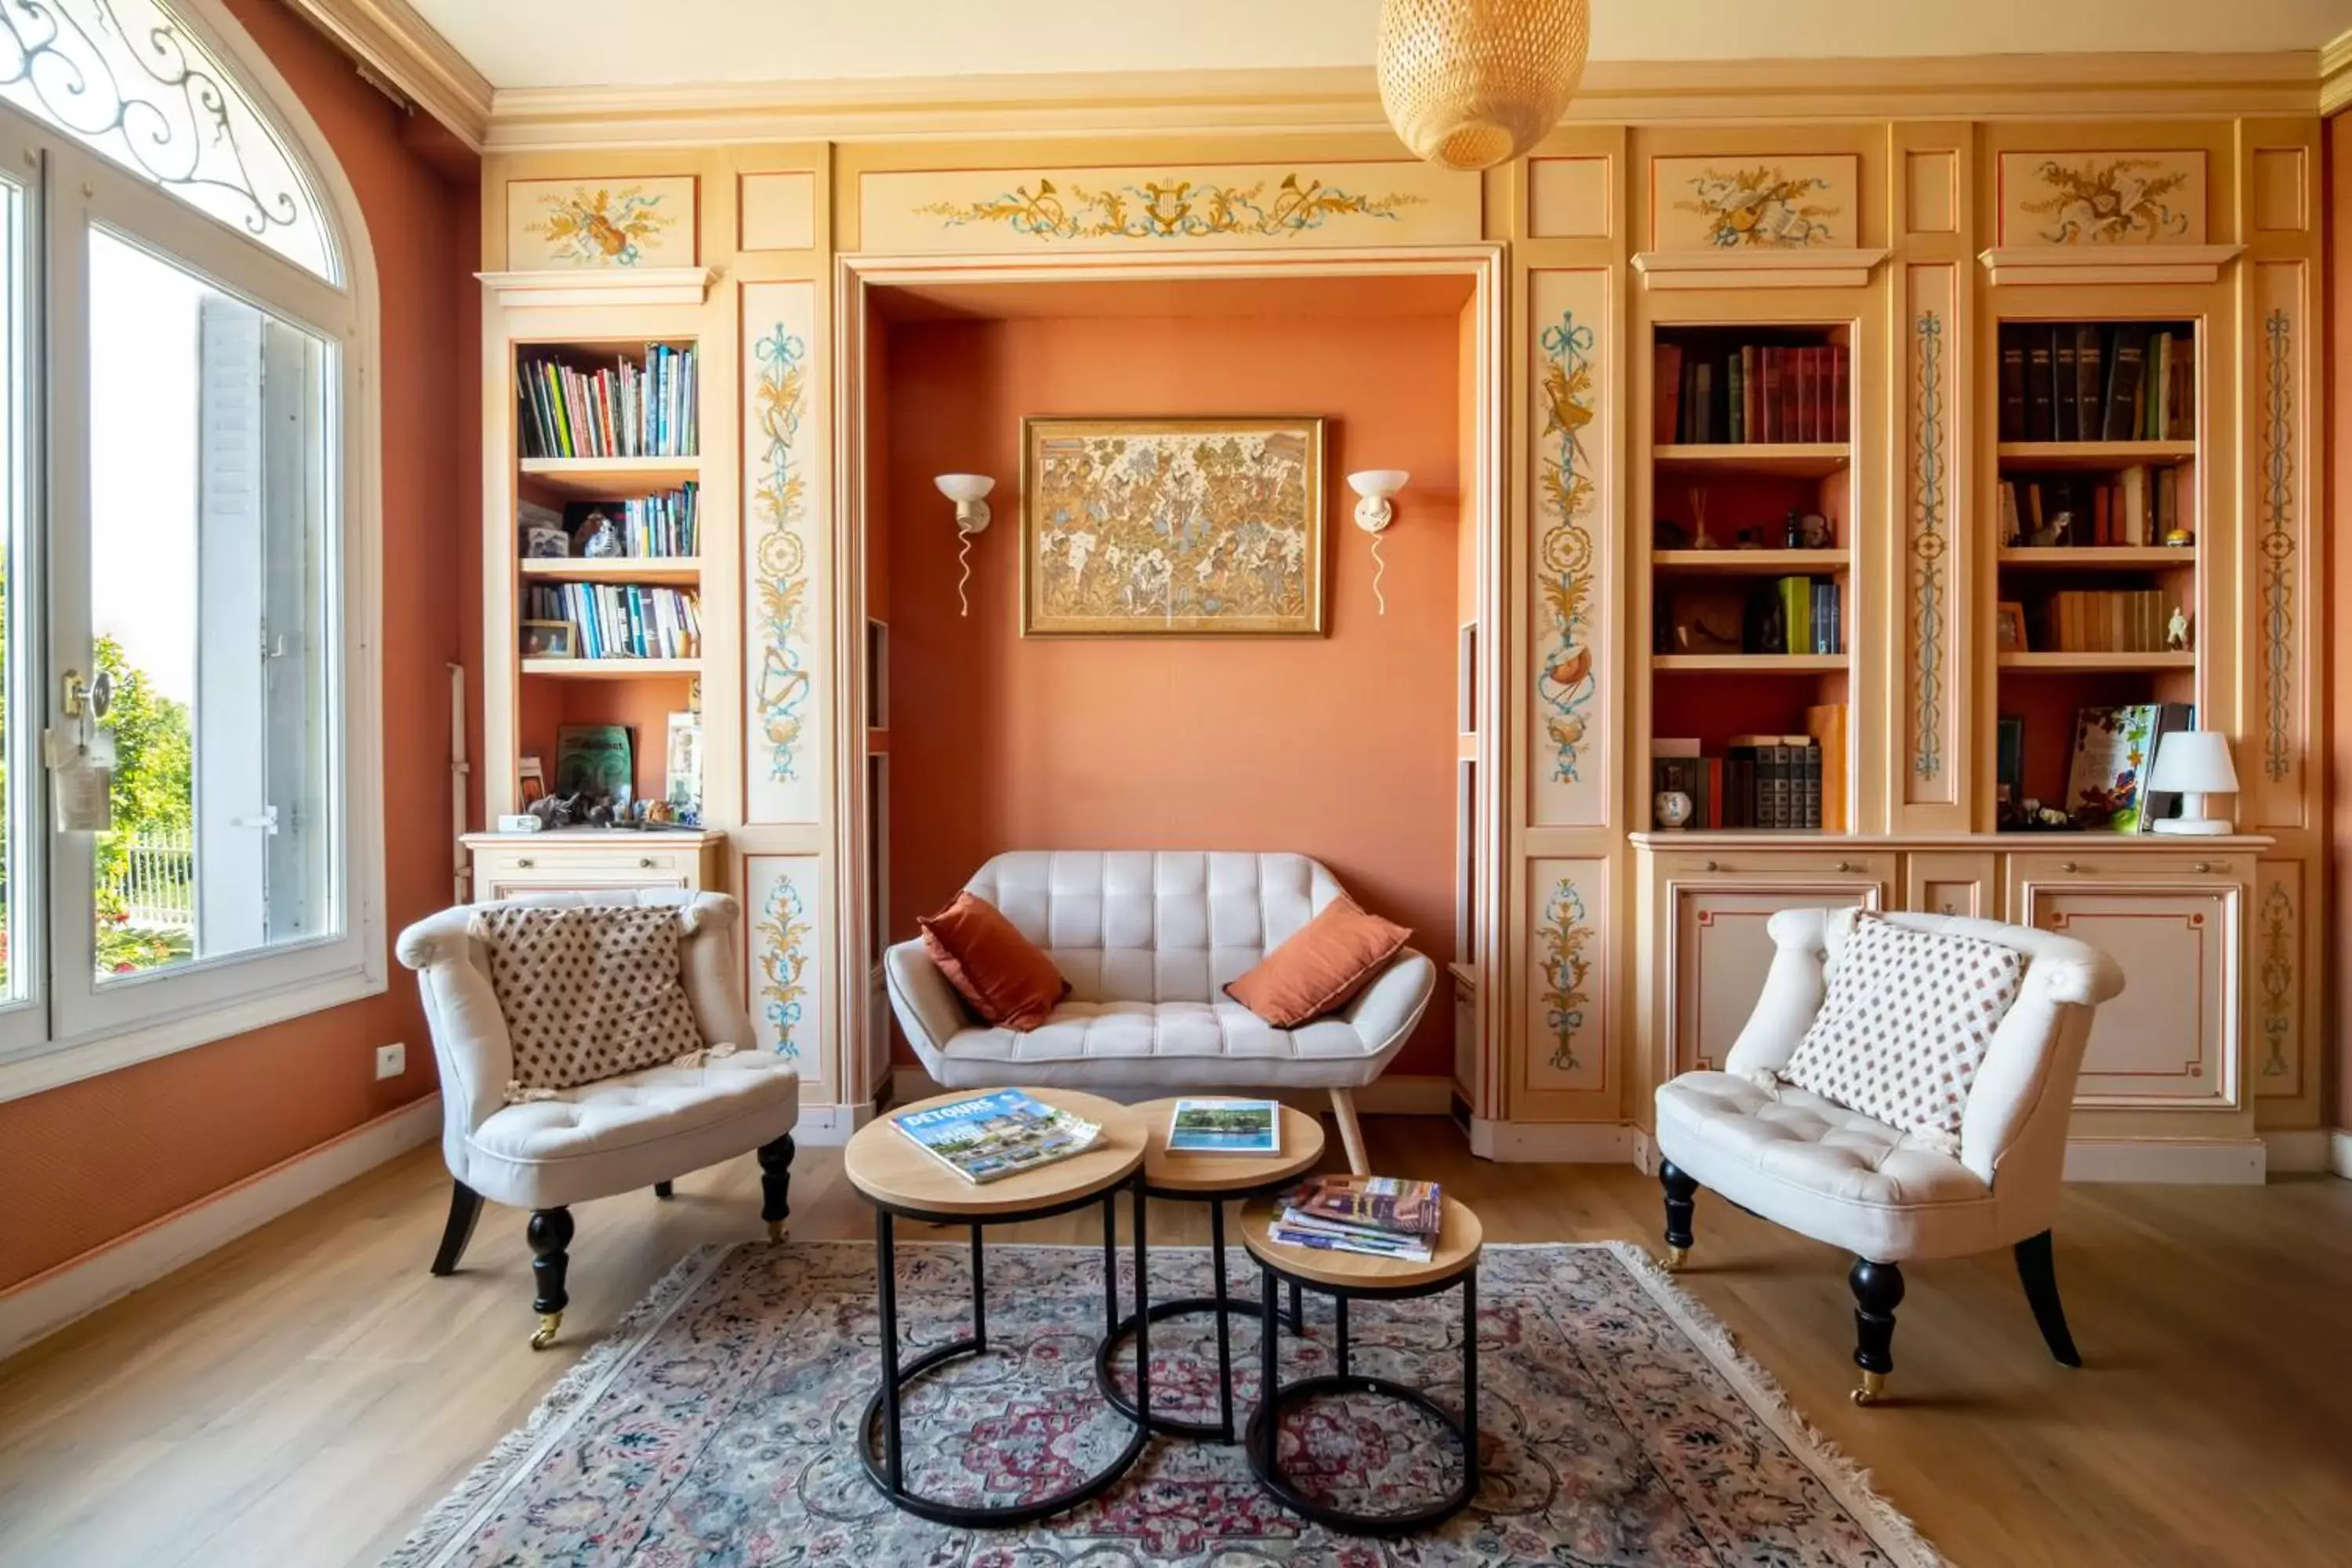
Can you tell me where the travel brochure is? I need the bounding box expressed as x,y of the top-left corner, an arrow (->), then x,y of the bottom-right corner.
1165,1098 -> 1281,1156
1269,1174 -> 1444,1264
892,1089 -> 1101,1185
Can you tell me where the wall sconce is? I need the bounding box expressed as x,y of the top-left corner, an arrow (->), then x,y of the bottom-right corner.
934,474 -> 995,616
1347,469 -> 1409,615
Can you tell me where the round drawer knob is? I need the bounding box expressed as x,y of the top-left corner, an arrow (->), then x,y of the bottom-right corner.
638,857 -> 655,869
2194,862 -> 2212,874
1704,860 -> 1720,873
1834,861 -> 1857,873
516,858 -> 535,869
2060,862 -> 2078,873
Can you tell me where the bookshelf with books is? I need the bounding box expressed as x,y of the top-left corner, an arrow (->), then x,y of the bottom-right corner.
1644,321 -> 1856,834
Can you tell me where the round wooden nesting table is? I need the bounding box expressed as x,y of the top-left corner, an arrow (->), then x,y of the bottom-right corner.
1094,1099 -> 1327,1443
843,1088 -> 1150,1528
1238,1192 -> 1486,1535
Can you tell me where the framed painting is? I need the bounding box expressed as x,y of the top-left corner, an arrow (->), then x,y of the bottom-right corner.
1021,416 -> 1327,637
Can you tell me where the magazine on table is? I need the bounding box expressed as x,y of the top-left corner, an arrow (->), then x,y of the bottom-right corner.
1269,1174 -> 1444,1262
1165,1098 -> 1281,1156
892,1090 -> 1100,1185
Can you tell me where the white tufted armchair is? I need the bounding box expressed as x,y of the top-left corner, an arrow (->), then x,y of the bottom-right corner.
1653,906 -> 2124,1405
884,851 -> 1436,1174
397,889 -> 798,1348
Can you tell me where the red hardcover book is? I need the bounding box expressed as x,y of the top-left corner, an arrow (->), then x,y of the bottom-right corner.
1741,345 -> 1761,444
1794,349 -> 1814,442
1705,757 -> 1725,827
1654,343 -> 1684,446
1831,347 -> 1849,442
1761,349 -> 1783,442
1814,347 -> 1833,443
2093,483 -> 2112,546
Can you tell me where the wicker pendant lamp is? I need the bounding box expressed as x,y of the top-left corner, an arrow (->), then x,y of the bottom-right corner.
1377,0 -> 1591,171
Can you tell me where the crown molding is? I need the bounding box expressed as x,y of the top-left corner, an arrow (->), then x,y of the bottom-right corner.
1979,243 -> 2245,288
477,267 -> 714,308
281,0 -> 492,151
1634,248 -> 1889,291
2322,27 -> 2352,115
478,52 -> 2328,152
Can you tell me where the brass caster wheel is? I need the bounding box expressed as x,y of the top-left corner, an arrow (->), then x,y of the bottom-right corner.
530,1312 -> 563,1350
1850,1370 -> 1885,1406
1664,1245 -> 1689,1272
766,1219 -> 788,1244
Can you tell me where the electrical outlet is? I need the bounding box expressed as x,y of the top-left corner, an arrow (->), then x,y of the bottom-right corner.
375,1041 -> 405,1080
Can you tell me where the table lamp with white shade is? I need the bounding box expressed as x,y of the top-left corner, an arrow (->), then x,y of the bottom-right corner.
2147,730 -> 2238,836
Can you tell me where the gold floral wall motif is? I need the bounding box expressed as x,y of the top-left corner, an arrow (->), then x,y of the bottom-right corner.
757,873 -> 813,1059
1537,879 -> 1592,1073
2259,307 -> 2296,786
2001,153 -> 2205,245
919,172 -> 1423,242
1021,417 -> 1325,636
1910,307 -> 1948,785
2258,879 -> 2292,1082
742,280 -> 824,826
1669,163 -> 1843,248
508,177 -> 694,270
750,321 -> 811,786
1536,309 -> 1598,789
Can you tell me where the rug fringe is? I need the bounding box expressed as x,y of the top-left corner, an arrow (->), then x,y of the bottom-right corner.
379,1243 -> 737,1568
1601,1239 -> 1947,1568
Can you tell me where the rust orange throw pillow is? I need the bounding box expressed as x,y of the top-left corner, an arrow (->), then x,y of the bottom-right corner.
1225,896 -> 1410,1028
918,891 -> 1069,1032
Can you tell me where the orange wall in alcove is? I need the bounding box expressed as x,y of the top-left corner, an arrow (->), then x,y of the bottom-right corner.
884,309 -> 1465,1076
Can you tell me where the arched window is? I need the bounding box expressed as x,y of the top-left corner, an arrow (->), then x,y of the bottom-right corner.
0,0 -> 382,1087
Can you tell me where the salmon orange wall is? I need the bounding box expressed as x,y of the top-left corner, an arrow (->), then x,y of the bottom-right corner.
884,310 -> 1464,1076
0,0 -> 479,1293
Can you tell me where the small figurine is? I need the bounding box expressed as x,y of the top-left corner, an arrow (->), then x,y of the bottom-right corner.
2166,608 -> 2191,652
584,797 -> 616,828
1654,789 -> 1695,829
1688,486 -> 1718,550
644,799 -> 677,825
2164,526 -> 2195,549
576,510 -> 623,558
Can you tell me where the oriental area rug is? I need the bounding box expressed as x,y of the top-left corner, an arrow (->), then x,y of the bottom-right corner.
387,1241 -> 1940,1567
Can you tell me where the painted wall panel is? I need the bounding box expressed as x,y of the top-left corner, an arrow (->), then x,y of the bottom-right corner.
1529,267 -> 1610,828
740,171 -> 816,251
2249,260 -> 2309,829
1648,155 -> 1855,250
1994,151 -> 2207,245
745,855 -> 825,1098
743,280 -> 826,824
505,176 -> 697,269
1525,858 -> 1609,1095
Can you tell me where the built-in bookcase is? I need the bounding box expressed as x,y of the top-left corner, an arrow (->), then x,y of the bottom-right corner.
1989,318 -> 2201,819
1645,321 -> 1857,833
508,336 -> 704,808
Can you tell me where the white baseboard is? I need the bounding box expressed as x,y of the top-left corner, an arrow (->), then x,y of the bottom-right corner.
789,1098 -> 879,1147
2334,1129 -> 2352,1180
885,1068 -> 1456,1119
2262,1127 -> 2334,1174
0,1094 -> 442,1363
1468,1117 -> 1637,1163
2062,1134 -> 2267,1185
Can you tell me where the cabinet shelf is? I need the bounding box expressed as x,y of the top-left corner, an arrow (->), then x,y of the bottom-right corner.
1998,547 -> 2192,570
1995,441 -> 2195,471
1997,651 -> 2194,671
521,657 -> 700,680
1654,548 -> 1848,575
518,456 -> 702,500
1654,653 -> 1847,672
519,556 -> 702,586
1653,443 -> 1850,478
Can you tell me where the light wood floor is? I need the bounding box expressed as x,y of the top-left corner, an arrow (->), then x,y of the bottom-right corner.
2,1117 -> 2347,1566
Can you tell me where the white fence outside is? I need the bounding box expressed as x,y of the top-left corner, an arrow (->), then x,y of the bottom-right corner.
113,831 -> 196,931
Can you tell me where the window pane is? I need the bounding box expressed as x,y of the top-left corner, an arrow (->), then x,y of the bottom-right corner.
0,172 -> 20,1004
0,2 -> 336,280
89,227 -> 336,982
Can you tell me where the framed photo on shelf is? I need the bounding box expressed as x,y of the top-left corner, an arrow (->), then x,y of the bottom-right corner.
519,754 -> 547,805
1021,416 -> 1326,637
1995,717 -> 2024,804
1994,601 -> 2028,652
521,619 -> 575,658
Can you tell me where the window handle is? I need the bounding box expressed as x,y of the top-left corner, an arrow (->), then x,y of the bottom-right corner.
230,806 -> 280,835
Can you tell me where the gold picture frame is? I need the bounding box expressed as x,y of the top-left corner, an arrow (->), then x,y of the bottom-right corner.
1020,416 -> 1327,637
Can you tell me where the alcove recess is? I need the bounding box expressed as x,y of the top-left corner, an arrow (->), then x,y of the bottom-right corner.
854,270 -> 1489,1082
1646,321 -> 1855,833
1990,316 -> 2200,817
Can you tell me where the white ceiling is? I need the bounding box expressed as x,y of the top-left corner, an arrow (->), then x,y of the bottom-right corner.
405,0 -> 2352,91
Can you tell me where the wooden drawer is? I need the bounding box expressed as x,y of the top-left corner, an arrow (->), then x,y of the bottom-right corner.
1650,848 -> 1899,885
1905,852 -> 1998,920
2004,848 -> 2250,886
465,833 -> 724,904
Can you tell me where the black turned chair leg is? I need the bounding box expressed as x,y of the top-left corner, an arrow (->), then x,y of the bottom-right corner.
527,1207 -> 575,1350
1659,1160 -> 1697,1270
2014,1230 -> 2082,1368
653,1181 -> 674,1200
429,1181 -> 483,1276
758,1133 -> 796,1243
1848,1257 -> 1904,1405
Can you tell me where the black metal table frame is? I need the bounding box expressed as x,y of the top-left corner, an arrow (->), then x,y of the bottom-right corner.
1244,1254 -> 1480,1536
1092,1173 -> 1309,1443
859,1174 -> 1151,1528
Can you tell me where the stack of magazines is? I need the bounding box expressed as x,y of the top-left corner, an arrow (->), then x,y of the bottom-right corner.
893,1089 -> 1100,1185
1269,1175 -> 1443,1262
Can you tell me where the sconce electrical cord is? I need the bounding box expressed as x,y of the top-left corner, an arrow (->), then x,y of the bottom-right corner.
956,523 -> 977,616
1370,532 -> 1388,616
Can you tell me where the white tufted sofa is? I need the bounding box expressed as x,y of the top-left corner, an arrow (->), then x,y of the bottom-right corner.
1654,906 -> 2124,1405
884,851 -> 1436,1174
397,889 -> 798,1348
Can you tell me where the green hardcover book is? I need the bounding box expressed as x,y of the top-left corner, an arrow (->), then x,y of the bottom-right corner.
1780,576 -> 1810,658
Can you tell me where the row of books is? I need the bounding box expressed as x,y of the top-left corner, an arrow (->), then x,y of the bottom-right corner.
526,583 -> 703,661
2031,590 -> 2183,655
1653,707 -> 1848,832
1657,578 -> 1843,657
1997,322 -> 2194,445
519,344 -> 699,460
1998,468 -> 2189,550
1656,342 -> 1850,445
1268,1175 -> 1444,1264
598,487 -> 700,557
